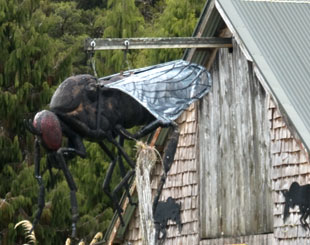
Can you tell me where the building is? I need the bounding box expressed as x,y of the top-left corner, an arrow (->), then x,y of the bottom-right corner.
105,1 -> 310,244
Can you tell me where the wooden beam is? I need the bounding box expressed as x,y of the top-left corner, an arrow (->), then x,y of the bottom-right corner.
84,37 -> 232,51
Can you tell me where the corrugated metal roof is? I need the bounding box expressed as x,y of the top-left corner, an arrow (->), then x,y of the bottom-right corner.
216,0 -> 310,151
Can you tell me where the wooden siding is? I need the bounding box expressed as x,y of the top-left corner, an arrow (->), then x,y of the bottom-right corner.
269,98 -> 310,242
119,41 -> 310,244
198,42 -> 273,238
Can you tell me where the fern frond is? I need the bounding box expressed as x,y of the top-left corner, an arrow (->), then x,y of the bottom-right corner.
14,220 -> 36,244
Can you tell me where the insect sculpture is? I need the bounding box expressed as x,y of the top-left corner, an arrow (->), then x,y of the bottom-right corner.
25,60 -> 211,237
283,181 -> 310,230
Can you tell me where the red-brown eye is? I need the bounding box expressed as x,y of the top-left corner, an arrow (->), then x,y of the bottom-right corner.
33,110 -> 62,151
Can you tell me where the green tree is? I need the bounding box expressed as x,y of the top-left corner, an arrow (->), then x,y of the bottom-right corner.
75,0 -> 107,10
42,1 -> 97,75
135,0 -> 205,66
95,0 -> 145,76
0,0 -> 62,243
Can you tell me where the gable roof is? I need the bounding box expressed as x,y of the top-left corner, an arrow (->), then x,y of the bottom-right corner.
216,0 -> 310,151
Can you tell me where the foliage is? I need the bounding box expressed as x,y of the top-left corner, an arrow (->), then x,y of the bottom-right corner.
135,0 -> 205,66
0,0 -> 204,243
95,0 -> 145,76
0,1 -> 56,242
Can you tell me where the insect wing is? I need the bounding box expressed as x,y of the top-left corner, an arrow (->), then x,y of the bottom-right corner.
101,60 -> 212,123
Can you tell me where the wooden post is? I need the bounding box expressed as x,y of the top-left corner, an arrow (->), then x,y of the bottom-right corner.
135,142 -> 158,245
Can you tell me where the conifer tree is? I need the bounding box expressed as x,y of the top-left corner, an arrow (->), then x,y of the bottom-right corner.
0,0 -> 61,243
135,0 -> 205,66
95,0 -> 145,76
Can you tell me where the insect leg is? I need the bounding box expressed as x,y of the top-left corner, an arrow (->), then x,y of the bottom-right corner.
61,121 -> 87,158
99,141 -> 125,226
46,158 -> 55,189
31,138 -> 45,233
24,119 -> 40,135
110,169 -> 135,225
57,148 -> 78,238
117,135 -> 136,206
57,113 -> 107,141
117,120 -> 180,215
106,135 -> 136,169
116,119 -> 171,140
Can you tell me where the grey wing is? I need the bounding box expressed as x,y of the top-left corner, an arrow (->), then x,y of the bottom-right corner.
99,60 -> 212,123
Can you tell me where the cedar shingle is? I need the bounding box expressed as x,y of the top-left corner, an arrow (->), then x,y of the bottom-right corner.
270,106 -> 310,241
122,104 -> 199,244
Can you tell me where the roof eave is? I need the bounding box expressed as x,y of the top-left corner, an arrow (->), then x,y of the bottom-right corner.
215,0 -> 310,154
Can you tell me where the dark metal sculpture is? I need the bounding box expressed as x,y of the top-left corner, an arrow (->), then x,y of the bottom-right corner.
283,181 -> 310,230
154,197 -> 181,243
25,60 -> 211,237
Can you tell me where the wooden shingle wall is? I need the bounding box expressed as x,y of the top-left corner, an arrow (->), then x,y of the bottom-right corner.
270,99 -> 310,244
123,103 -> 200,244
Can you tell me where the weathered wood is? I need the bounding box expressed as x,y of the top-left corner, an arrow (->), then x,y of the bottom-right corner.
198,41 -> 273,238
199,233 -> 275,245
135,142 -> 157,245
84,37 -> 232,50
